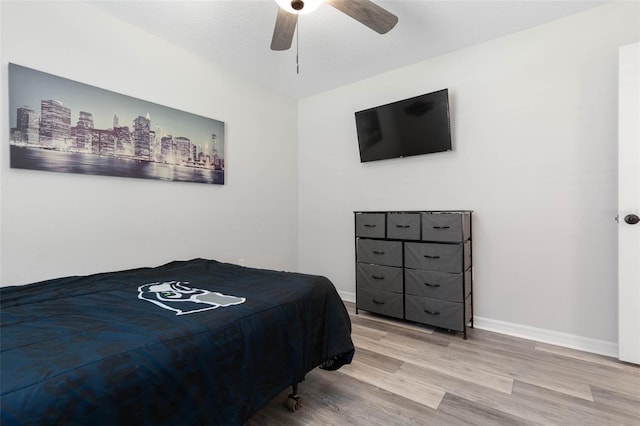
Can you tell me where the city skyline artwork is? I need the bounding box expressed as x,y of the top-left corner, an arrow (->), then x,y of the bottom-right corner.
8,63 -> 225,185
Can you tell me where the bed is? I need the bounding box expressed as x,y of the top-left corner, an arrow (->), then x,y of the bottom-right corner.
0,258 -> 354,425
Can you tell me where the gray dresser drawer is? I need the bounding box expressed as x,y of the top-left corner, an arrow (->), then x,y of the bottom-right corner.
405,295 -> 464,331
357,239 -> 403,267
355,213 -> 386,238
387,213 -> 420,240
421,212 -> 471,242
357,263 -> 403,292
405,269 -> 469,302
404,241 -> 470,272
357,287 -> 403,319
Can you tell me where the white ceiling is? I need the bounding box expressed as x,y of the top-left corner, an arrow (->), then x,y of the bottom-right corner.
90,0 -> 608,99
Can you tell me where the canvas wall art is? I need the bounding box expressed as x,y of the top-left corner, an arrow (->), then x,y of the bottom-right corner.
8,64 -> 225,185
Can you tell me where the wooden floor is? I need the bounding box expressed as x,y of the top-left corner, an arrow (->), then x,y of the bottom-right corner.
246,302 -> 640,425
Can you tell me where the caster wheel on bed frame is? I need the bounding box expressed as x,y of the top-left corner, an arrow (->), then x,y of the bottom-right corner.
286,394 -> 302,412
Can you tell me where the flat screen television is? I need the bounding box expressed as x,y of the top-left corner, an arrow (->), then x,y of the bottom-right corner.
354,88 -> 452,163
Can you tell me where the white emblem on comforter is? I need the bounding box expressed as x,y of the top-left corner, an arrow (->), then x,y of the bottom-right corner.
138,281 -> 245,315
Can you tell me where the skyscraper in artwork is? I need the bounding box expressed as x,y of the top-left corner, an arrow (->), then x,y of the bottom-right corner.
16,107 -> 40,144
132,115 -> 151,158
40,100 -> 71,148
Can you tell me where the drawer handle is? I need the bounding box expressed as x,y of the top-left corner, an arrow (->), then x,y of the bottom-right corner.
424,282 -> 441,288
423,255 -> 441,259
372,299 -> 386,305
364,224 -> 377,228
372,250 -> 386,255
424,309 -> 440,315
372,275 -> 385,280
433,226 -> 451,229
395,224 -> 411,228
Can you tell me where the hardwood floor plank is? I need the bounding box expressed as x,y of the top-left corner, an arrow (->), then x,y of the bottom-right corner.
531,346 -> 640,396
511,361 -> 594,401
351,346 -> 404,373
447,328 -> 539,360
510,380 -> 637,425
399,361 -> 589,425
590,385 -> 640,421
350,314 -> 451,347
351,322 -> 388,341
534,342 -> 634,370
353,333 -> 514,394
451,334 -> 596,400
246,368 -> 438,426
339,358 -> 446,409
436,392 -> 535,426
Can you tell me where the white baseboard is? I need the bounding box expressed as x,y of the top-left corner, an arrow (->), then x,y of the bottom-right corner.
472,316 -> 618,358
338,291 -> 618,358
338,290 -> 355,303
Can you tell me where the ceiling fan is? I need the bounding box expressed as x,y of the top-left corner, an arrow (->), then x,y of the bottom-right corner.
271,0 -> 399,51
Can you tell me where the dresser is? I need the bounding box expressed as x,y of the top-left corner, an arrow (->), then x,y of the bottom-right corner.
355,210 -> 473,339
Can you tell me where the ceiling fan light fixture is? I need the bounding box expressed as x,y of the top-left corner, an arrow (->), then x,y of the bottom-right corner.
275,0 -> 324,15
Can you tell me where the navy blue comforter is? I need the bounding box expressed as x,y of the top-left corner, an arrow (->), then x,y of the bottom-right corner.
0,259 -> 354,425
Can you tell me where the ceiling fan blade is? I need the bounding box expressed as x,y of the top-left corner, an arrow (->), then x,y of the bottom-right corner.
326,0 -> 398,34
271,7 -> 298,51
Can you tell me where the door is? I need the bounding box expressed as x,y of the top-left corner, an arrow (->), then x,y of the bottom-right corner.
618,42 -> 640,364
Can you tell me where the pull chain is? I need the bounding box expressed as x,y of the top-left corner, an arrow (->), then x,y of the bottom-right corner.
296,16 -> 300,74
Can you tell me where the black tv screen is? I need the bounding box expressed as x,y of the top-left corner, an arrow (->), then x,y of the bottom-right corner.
354,88 -> 452,162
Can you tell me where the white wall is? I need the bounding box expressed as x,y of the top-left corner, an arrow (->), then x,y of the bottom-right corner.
0,1 -> 299,285
298,2 -> 640,355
